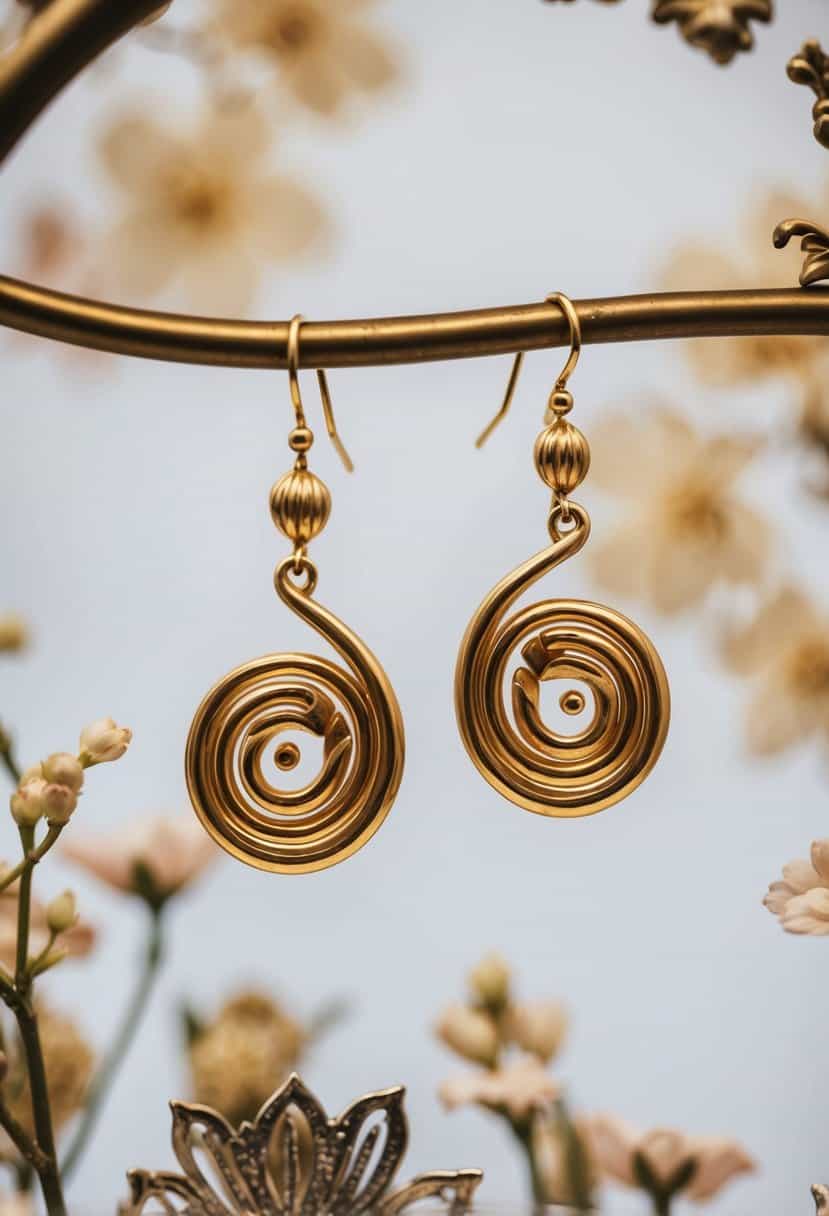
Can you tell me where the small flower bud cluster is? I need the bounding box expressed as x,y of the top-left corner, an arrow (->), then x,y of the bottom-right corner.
9,717 -> 132,830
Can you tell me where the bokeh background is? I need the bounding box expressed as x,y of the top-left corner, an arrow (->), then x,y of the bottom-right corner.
1,0 -> 828,1211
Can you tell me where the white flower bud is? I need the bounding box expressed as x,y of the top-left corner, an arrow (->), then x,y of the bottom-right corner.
79,718 -> 133,765
19,763 -> 43,785
435,1004 -> 499,1067
10,778 -> 47,827
42,753 -> 84,794
508,1000 -> 568,1064
42,783 -> 78,826
46,890 -> 78,935
468,952 -> 511,1009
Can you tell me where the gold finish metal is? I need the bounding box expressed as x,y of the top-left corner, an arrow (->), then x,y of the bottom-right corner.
185,325 -> 404,874
287,314 -> 353,472
476,293 -> 581,448
814,1185 -> 829,1213
652,0 -> 771,65
787,41 -> 829,150
456,298 -> 669,818
774,219 -> 829,288
124,1073 -> 483,1215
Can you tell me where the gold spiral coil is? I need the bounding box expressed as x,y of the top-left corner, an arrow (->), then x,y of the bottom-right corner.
455,503 -> 670,817
186,555 -> 405,873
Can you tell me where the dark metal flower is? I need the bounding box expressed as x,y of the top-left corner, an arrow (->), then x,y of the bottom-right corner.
651,0 -> 771,65
124,1073 -> 483,1215
787,41 -> 829,150
773,219 -> 829,288
814,1184 -> 829,1214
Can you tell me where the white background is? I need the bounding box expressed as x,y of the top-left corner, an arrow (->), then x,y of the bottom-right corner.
1,1 -> 828,1212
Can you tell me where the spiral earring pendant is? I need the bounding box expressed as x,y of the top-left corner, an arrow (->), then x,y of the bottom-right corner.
186,555 -> 404,873
455,503 -> 669,817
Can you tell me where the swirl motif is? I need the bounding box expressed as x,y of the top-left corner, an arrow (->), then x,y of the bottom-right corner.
186,556 -> 404,873
455,504 -> 670,817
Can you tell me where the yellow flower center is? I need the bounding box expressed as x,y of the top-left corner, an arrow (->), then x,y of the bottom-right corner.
664,486 -> 727,543
785,637 -> 829,700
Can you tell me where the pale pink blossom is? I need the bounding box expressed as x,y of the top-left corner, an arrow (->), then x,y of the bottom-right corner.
10,778 -> 47,827
439,1058 -> 560,1121
62,815 -> 217,903
764,839 -> 829,934
586,1113 -> 755,1201
41,783 -> 78,826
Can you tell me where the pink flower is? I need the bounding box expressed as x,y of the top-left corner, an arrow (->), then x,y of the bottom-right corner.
62,815 -> 217,905
439,1058 -> 560,1121
586,1113 -> 755,1202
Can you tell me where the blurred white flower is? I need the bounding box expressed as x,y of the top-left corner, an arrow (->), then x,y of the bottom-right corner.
10,778 -> 47,827
440,1058 -> 559,1121
507,1000 -> 568,1064
0,615 -> 27,653
62,815 -> 217,905
721,586 -> 829,756
212,0 -> 397,118
467,952 -> 511,1009
78,717 -> 132,765
0,887 -> 95,970
765,839 -> 829,935
98,103 -> 327,314
586,1113 -> 755,1202
589,406 -> 766,615
41,783 -> 78,826
435,1004 -> 498,1067
46,890 -> 78,935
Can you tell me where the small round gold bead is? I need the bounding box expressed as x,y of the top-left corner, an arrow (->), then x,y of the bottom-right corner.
270,468 -> 331,545
288,425 -> 314,453
534,419 -> 591,494
548,389 -> 574,417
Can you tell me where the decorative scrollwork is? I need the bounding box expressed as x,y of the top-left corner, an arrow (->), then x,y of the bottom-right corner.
774,218 -> 829,288
455,503 -> 670,818
123,1073 -> 483,1216
814,1185 -> 829,1214
651,0 -> 771,65
186,556 -> 404,874
787,41 -> 829,150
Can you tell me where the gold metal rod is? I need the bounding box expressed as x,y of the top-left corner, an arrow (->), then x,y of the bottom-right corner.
1,281 -> 829,368
0,0 -> 828,370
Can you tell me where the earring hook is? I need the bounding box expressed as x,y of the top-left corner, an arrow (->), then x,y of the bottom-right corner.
287,314 -> 354,472
475,292 -> 582,449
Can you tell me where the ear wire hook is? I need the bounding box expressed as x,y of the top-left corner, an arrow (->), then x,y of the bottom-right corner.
475,292 -> 582,448
287,314 -> 354,472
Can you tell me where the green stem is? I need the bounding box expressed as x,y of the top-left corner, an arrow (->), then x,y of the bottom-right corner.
61,906 -> 165,1181
507,1112 -> 547,1207
652,1196 -> 672,1216
14,828 -> 35,991
0,826 -> 63,897
0,724 -> 21,786
15,1001 -> 67,1216
0,1090 -> 49,1174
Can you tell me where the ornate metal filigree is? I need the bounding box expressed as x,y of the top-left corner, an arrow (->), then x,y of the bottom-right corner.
788,41 -> 829,150
123,1074 -> 483,1215
814,1185 -> 829,1213
651,0 -> 771,65
774,218 -> 829,287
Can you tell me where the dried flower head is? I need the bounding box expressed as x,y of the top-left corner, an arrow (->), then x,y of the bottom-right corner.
189,990 -> 306,1126
211,0 -> 397,117
62,815 -> 216,908
98,103 -> 327,314
588,407 -> 766,615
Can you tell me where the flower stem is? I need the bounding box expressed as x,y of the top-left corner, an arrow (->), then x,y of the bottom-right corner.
14,828 -> 35,990
0,723 -> 21,786
61,905 -> 165,1181
506,1113 -> 547,1207
15,1000 -> 66,1215
0,826 -> 64,897
652,1196 -> 672,1216
0,1090 -> 49,1173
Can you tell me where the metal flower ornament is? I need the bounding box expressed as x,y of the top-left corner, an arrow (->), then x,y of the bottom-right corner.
124,1074 -> 483,1215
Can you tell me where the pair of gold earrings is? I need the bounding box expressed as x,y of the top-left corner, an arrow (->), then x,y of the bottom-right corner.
186,295 -> 670,875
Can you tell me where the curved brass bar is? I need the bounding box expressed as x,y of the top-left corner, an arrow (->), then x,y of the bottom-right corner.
0,0 -> 828,369
1,281 -> 828,368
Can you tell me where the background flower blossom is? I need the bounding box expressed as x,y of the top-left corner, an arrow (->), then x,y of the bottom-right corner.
98,103 -> 327,314
0,615 -> 27,653
62,815 -> 217,907
765,839 -> 829,934
439,1057 -> 560,1121
588,406 -> 766,614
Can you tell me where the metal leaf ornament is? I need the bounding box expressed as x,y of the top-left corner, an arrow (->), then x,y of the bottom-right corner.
814,1185 -> 829,1214
124,1074 -> 483,1215
787,41 -> 829,150
651,0 -> 771,64
774,219 -> 829,288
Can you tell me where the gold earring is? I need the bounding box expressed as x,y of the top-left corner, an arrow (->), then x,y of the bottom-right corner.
455,293 -> 670,818
186,315 -> 405,873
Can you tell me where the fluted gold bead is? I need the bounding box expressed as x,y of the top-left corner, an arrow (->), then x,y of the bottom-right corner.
269,467 -> 331,545
534,419 -> 591,494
